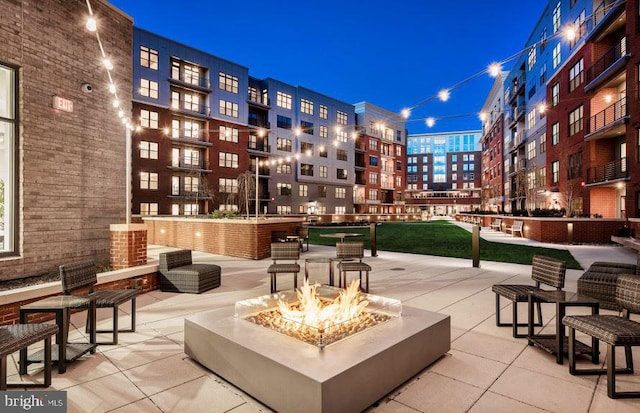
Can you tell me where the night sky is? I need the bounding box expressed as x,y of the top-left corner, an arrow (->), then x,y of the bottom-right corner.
107,0 -> 548,134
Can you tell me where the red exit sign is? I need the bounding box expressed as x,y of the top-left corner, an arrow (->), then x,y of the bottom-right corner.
53,95 -> 73,112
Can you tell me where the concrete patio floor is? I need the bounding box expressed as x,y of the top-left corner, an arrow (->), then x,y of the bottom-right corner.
5,222 -> 640,412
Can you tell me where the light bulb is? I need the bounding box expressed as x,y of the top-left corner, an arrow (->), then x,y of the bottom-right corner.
86,17 -> 97,32
438,89 -> 450,102
401,108 -> 410,119
108,83 -> 116,94
426,117 -> 436,128
118,110 -> 124,118
488,63 -> 502,77
479,112 -> 488,121
103,59 -> 113,70
113,99 -> 119,108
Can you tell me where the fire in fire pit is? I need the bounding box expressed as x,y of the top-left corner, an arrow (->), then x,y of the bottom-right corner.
235,280 -> 402,349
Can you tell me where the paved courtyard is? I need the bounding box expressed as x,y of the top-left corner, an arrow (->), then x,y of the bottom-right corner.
5,223 -> 640,412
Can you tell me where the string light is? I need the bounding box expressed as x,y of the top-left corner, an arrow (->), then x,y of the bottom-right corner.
86,17 -> 97,32
488,63 -> 502,78
426,117 -> 435,128
437,89 -> 450,102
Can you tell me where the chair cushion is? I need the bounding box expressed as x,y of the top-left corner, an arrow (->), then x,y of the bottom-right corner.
267,263 -> 300,273
338,262 -> 372,272
492,284 -> 541,301
563,314 -> 640,346
165,264 -> 221,277
90,289 -> 139,307
0,324 -> 59,356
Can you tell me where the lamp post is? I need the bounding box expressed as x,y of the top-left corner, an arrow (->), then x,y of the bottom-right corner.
255,156 -> 260,220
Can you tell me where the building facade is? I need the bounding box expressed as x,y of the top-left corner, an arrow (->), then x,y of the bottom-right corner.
0,0 -> 132,278
405,131 -> 482,215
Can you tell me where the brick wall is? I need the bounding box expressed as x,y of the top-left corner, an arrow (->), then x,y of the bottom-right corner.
0,0 -> 133,280
110,224 -> 148,269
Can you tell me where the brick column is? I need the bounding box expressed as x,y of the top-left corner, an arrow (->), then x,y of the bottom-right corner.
110,224 -> 148,269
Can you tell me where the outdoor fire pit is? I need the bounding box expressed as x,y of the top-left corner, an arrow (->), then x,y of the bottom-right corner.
185,282 -> 450,413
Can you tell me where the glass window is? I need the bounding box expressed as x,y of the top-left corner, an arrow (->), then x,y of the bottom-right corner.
140,109 -> 158,129
140,79 -> 158,99
140,203 -> 158,216
277,115 -> 292,129
568,105 -> 583,136
552,83 -> 560,106
299,184 -> 308,197
336,168 -> 347,180
219,126 -> 239,143
300,98 -> 314,115
219,72 -> 238,93
336,111 -> 348,125
552,160 -> 560,183
0,64 -> 16,254
527,140 -> 536,160
319,166 -> 328,178
552,2 -> 561,33
319,125 -> 328,138
140,46 -> 158,70
140,141 -> 158,159
552,122 -> 559,145
552,43 -> 561,69
301,163 -> 314,176
277,137 -> 292,152
569,59 -> 584,92
140,172 -> 158,190
300,120 -> 314,135
219,178 -> 238,193
276,91 -> 292,109
319,105 -> 328,119
218,152 -> 239,168
219,100 -> 238,117
335,187 -> 346,199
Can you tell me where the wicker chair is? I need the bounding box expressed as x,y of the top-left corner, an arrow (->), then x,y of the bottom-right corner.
267,242 -> 301,293
60,260 -> 139,345
563,275 -> 640,399
492,255 -> 567,338
577,255 -> 640,311
158,250 -> 221,294
336,242 -> 372,293
0,323 -> 59,390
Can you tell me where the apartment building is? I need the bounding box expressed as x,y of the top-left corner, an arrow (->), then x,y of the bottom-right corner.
480,72 -> 508,212
504,0 -> 593,212
547,0 -> 640,218
353,102 -> 407,215
131,29 -> 359,217
405,131 -> 482,215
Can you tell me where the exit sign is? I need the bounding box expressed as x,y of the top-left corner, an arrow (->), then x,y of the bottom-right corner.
53,95 -> 73,112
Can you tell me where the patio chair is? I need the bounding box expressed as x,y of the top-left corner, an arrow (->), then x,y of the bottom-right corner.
267,242 -> 300,293
563,275 -> 640,399
159,250 -> 221,294
60,260 -> 138,345
0,323 -> 59,390
336,242 -> 372,293
492,255 -> 567,338
577,255 -> 640,311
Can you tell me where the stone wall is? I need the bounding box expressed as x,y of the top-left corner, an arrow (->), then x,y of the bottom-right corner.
0,0 -> 132,280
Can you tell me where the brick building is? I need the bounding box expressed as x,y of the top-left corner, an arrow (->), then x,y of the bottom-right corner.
0,0 -> 132,279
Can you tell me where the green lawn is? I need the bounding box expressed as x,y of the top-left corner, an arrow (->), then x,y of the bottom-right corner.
308,221 -> 582,270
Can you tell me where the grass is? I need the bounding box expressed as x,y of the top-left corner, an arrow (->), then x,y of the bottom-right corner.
308,220 -> 582,269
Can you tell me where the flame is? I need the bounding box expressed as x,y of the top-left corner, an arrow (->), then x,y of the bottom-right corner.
277,279 -> 369,331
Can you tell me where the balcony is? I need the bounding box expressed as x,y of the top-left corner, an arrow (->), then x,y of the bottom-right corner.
585,97 -> 628,141
169,136 -> 212,148
168,75 -> 211,93
248,141 -> 271,154
585,37 -> 629,91
588,0 -> 626,42
586,158 -> 628,185
168,191 -> 213,200
170,100 -> 210,119
248,118 -> 271,130
247,94 -> 270,108
167,162 -> 212,174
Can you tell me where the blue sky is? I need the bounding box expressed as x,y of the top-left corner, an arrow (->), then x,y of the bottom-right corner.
108,0 -> 548,134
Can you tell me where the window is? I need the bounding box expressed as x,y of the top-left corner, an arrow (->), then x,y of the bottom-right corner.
319,105 -> 328,119
219,178 -> 238,193
527,110 -> 536,130
528,46 -> 537,70
140,79 -> 158,99
527,140 -> 536,160
300,120 -> 314,135
540,63 -> 547,85
395,146 -> 402,157
336,149 -> 347,161
276,162 -> 292,174
396,161 -> 402,171
318,185 -> 327,198
336,130 -> 347,142
552,122 -> 559,145
140,203 -> 158,216
140,141 -> 158,159
300,141 -> 314,155
140,172 -> 158,190
140,109 -> 158,129
219,126 -> 239,143
219,72 -> 239,93
183,149 -> 200,166
568,105 -> 583,135
396,176 -> 402,187
182,64 -> 201,86
319,146 -> 328,158
140,46 -> 158,70
219,152 -> 239,168
337,168 -> 347,180
172,119 -> 201,139
369,172 -> 379,184
219,100 -> 238,117
540,27 -> 547,52
300,98 -> 314,115
184,176 -> 199,192
369,189 -> 378,200
569,59 -> 584,92
319,166 -> 328,178
301,163 -> 314,176
552,43 -> 561,69
0,64 -> 16,254
319,125 -> 328,138
335,206 -> 346,214
552,83 -> 560,106
335,187 -> 346,199
171,204 -> 179,215
277,137 -> 292,152
369,139 -> 378,151
369,156 -> 378,167
276,205 -> 292,214
568,151 -> 583,179
336,111 -> 348,125
552,1 -> 561,33
277,183 -> 292,196
276,91 -> 292,109
277,115 -> 292,129
184,204 -> 199,216
540,132 -> 547,153
552,160 -> 560,183
299,184 -> 308,197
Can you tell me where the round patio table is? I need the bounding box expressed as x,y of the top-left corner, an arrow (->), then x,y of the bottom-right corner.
319,232 -> 364,243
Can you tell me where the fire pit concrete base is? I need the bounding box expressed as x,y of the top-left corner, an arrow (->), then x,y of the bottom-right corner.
185,305 -> 450,413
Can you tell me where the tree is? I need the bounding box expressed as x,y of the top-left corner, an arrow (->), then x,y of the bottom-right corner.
236,171 -> 256,219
